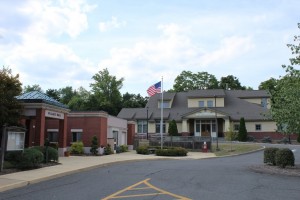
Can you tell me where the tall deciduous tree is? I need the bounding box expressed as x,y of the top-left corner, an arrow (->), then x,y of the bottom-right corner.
59,86 -> 77,105
46,89 -> 61,101
68,87 -> 91,111
122,92 -> 148,108
219,75 -> 245,90
259,78 -> 278,91
270,23 -> 300,138
173,71 -> 219,92
23,84 -> 43,93
90,68 -> 124,115
0,67 -> 22,127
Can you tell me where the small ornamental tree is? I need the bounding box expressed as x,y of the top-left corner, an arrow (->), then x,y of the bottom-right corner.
225,125 -> 238,152
90,136 -> 99,155
238,117 -> 248,142
168,120 -> 179,136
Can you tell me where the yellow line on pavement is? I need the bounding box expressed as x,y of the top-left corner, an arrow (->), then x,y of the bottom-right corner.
102,178 -> 151,200
101,178 -> 191,200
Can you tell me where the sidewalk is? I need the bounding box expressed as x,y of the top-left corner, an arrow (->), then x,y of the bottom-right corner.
0,151 -> 215,192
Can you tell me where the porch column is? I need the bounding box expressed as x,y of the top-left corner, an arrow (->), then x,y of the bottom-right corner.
181,119 -> 188,135
35,108 -> 46,146
58,114 -> 68,156
224,117 -> 230,132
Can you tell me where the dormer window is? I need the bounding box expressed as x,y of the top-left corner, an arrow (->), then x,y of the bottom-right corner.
159,100 -> 171,108
199,101 -> 205,107
207,100 -> 214,107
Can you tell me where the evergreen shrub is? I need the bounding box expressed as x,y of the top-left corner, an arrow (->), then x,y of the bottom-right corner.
264,147 -> 279,165
136,145 -> 149,155
17,148 -> 44,169
155,147 -> 188,157
275,148 -> 295,168
90,136 -> 99,155
119,145 -> 128,153
32,146 -> 59,162
104,144 -> 113,155
4,151 -> 23,164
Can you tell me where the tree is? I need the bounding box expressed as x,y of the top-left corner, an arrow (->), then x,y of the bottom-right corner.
46,89 -> 60,101
270,23 -> 300,139
90,135 -> 99,155
219,75 -> 245,90
0,67 -> 22,127
259,78 -> 277,91
90,68 -> 124,115
237,117 -> 247,141
225,124 -> 238,152
23,84 -> 42,93
168,120 -> 179,136
59,86 -> 77,105
173,71 -> 219,92
68,87 -> 91,111
122,93 -> 148,108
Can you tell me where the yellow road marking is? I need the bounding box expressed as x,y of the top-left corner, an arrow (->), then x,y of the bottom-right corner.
101,178 -> 191,200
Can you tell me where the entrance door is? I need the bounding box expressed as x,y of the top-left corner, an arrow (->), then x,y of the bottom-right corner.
201,123 -> 211,137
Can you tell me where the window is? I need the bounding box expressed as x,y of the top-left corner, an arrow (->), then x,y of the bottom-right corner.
137,120 -> 148,133
199,101 -> 205,107
234,124 -> 240,131
48,132 -> 58,142
162,101 -> 170,108
155,120 -> 166,133
72,132 -> 82,142
207,100 -> 214,107
261,98 -> 267,108
255,124 -> 261,131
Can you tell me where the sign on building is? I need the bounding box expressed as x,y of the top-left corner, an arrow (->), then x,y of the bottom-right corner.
7,131 -> 25,151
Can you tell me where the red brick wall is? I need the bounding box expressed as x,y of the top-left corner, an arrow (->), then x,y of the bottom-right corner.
248,132 -> 298,140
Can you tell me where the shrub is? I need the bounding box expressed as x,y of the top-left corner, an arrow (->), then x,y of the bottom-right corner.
49,142 -> 58,150
120,145 -> 128,153
238,117 -> 248,142
275,148 -> 295,168
17,148 -> 44,169
278,137 -> 289,144
104,144 -> 113,155
4,151 -> 23,164
70,141 -> 84,154
264,147 -> 279,165
90,136 -> 99,155
247,135 -> 255,142
261,136 -> 272,143
155,147 -> 188,157
297,134 -> 300,143
32,146 -> 59,162
136,145 -> 149,155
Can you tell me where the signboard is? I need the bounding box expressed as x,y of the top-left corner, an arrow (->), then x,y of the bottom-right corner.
45,110 -> 64,119
7,131 -> 25,151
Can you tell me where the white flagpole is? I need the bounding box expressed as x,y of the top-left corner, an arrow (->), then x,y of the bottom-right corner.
160,76 -> 164,149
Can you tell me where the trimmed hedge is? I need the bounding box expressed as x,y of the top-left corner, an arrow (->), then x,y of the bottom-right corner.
264,147 -> 279,165
136,145 -> 149,155
275,148 -> 295,168
4,151 -> 23,165
119,145 -> 128,153
155,147 -> 188,157
17,148 -> 44,169
32,146 -> 59,162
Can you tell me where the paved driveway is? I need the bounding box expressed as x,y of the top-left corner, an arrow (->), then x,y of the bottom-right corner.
1,144 -> 299,200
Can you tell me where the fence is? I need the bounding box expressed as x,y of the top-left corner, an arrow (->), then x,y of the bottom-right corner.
134,135 -> 212,150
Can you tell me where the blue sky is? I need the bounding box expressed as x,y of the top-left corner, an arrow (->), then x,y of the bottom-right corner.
0,0 -> 299,96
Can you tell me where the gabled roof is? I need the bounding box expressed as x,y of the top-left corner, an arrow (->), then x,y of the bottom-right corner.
17,91 -> 68,109
117,89 -> 271,122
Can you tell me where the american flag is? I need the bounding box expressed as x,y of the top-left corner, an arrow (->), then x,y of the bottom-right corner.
147,81 -> 161,96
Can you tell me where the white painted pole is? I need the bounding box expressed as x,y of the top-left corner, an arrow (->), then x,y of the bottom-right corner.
160,77 -> 164,149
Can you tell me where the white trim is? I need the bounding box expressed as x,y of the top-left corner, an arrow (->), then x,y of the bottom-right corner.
71,129 -> 83,132
47,129 -> 58,132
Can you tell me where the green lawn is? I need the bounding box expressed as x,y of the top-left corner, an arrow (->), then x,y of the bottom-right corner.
211,142 -> 263,157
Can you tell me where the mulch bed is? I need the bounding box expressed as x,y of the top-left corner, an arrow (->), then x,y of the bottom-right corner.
250,164 -> 300,177
0,162 -> 60,176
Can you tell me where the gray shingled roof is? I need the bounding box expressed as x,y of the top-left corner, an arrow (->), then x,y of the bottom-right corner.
17,91 -> 68,109
117,89 -> 271,121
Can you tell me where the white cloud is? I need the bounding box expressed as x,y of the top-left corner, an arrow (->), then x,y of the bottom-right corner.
98,16 -> 127,32
98,23 -> 254,94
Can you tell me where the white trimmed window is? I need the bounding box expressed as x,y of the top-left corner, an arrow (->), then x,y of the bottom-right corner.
137,120 -> 148,133
255,124 -> 261,131
199,101 -> 205,107
207,100 -> 214,107
155,120 -> 166,133
71,129 -> 83,142
234,124 -> 240,131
